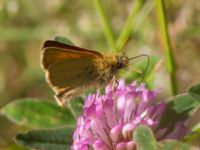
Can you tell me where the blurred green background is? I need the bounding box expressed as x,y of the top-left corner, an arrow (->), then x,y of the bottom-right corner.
0,0 -> 199,149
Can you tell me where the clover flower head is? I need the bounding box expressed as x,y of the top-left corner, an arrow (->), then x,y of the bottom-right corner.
72,80 -> 186,150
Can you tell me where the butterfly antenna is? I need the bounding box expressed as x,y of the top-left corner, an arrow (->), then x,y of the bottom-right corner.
128,54 -> 150,81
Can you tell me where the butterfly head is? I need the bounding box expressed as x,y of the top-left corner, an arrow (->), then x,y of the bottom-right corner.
116,56 -> 129,69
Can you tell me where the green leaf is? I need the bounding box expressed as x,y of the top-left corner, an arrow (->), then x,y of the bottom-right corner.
185,130 -> 200,141
158,140 -> 191,150
171,94 -> 198,113
189,83 -> 200,102
191,122 -> 200,132
54,36 -> 75,45
15,127 -> 73,150
4,144 -> 28,150
134,125 -> 157,150
159,94 -> 197,129
1,98 -> 75,128
133,126 -> 192,150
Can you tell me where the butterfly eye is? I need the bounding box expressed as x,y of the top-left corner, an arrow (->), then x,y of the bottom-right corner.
116,56 -> 128,69
117,62 -> 124,69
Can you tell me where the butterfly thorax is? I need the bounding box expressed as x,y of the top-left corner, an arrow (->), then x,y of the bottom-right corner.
95,55 -> 128,85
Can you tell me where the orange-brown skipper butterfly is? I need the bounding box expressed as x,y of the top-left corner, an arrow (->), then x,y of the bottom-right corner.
41,40 -> 148,106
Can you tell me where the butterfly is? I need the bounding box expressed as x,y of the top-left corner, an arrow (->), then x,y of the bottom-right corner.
41,40 -> 148,106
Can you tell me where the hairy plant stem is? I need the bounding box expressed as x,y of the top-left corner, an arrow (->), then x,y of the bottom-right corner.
155,0 -> 177,95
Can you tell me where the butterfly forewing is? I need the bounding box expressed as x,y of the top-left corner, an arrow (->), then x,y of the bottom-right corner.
41,40 -> 105,103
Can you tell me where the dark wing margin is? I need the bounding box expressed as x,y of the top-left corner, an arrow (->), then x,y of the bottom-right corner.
42,40 -> 103,57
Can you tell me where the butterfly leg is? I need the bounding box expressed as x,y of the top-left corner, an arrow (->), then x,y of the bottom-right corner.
111,75 -> 119,94
111,76 -> 119,112
94,88 -> 100,101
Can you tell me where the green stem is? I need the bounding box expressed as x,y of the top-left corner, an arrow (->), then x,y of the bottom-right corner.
132,0 -> 154,32
93,0 -> 116,50
116,0 -> 144,52
155,0 -> 177,95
